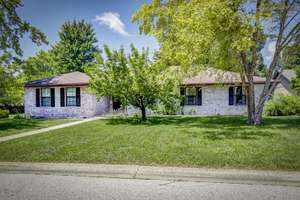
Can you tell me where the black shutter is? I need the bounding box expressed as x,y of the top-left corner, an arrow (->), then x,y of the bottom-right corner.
50,88 -> 55,107
76,87 -> 81,107
35,88 -> 40,107
60,88 -> 65,107
229,86 -> 234,105
180,87 -> 185,106
197,88 -> 202,105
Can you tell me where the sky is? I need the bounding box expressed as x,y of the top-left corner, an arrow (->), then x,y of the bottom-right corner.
18,0 -> 159,58
18,0 -> 275,66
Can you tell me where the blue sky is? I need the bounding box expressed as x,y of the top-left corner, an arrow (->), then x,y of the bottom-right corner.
19,0 -> 159,58
18,0 -> 274,65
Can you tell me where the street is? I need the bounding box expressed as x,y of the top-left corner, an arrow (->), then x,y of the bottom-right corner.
0,173 -> 299,200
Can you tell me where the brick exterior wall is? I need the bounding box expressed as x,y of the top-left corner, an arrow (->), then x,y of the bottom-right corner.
24,86 -> 110,118
126,84 -> 265,116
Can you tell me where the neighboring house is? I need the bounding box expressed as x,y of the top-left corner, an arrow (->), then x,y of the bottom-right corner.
274,69 -> 298,95
24,69 -> 269,118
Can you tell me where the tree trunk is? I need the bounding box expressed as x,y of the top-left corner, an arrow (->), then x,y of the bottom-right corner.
141,106 -> 146,121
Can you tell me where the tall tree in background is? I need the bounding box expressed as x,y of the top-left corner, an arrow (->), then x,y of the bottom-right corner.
133,0 -> 300,124
53,20 -> 99,73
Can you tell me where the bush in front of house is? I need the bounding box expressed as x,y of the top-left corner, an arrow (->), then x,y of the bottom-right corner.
0,109 -> 10,118
264,93 -> 300,116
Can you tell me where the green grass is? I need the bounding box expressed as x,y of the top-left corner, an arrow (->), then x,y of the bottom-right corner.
0,117 -> 77,137
0,116 -> 299,170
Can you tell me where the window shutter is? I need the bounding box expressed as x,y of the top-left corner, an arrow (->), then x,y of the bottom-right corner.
50,88 -> 55,107
60,88 -> 65,107
197,88 -> 202,105
76,87 -> 81,107
229,86 -> 234,105
35,88 -> 40,107
180,87 -> 185,106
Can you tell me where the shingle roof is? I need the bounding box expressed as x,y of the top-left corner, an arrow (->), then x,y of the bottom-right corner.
182,68 -> 267,85
25,71 -> 90,87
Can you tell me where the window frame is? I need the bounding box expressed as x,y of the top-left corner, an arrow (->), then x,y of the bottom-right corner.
180,87 -> 202,106
41,88 -> 51,107
235,86 -> 246,106
66,87 -> 77,107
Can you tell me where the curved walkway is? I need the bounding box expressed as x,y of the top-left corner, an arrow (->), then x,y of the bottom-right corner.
0,116 -> 105,143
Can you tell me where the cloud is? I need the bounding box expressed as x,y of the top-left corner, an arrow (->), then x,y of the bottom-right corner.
94,12 -> 130,36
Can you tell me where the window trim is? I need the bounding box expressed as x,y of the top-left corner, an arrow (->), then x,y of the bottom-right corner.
180,87 -> 202,106
41,88 -> 51,107
66,87 -> 77,107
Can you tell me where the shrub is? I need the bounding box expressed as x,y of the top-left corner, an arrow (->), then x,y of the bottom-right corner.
264,93 -> 300,116
0,109 -> 10,118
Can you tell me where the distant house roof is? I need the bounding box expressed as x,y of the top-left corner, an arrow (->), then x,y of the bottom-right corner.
25,71 -> 90,87
282,69 -> 296,81
182,68 -> 267,86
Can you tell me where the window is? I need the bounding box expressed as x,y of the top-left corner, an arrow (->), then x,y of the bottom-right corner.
41,88 -> 51,107
235,86 -> 246,105
229,86 -> 246,106
66,88 -> 76,106
180,87 -> 202,106
186,87 -> 196,105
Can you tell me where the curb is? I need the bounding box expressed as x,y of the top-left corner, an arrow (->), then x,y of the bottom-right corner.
0,162 -> 299,186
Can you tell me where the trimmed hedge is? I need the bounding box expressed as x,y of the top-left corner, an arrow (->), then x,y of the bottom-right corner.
0,109 -> 9,118
264,93 -> 300,116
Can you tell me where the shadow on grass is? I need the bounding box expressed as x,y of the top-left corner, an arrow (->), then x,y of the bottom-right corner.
106,115 -> 300,140
0,118 -> 42,132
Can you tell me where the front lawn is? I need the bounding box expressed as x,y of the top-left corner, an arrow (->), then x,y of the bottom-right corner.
0,116 -> 299,170
0,117 -> 76,137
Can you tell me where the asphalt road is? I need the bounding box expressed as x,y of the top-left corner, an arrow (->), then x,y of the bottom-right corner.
0,173 -> 299,200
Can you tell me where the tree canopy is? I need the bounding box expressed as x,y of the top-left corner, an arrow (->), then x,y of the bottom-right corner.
52,20 -> 99,73
86,45 -> 179,120
0,0 -> 47,56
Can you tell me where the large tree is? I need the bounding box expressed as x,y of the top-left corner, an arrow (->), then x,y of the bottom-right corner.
133,0 -> 300,124
0,0 -> 47,106
0,0 -> 47,56
53,20 -> 99,73
86,45 -> 161,121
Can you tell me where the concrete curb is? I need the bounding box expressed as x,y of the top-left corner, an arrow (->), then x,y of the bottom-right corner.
0,162 -> 299,186
0,116 -> 106,143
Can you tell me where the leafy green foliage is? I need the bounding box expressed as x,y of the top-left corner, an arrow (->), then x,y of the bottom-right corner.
264,93 -> 300,116
0,0 -> 47,55
0,52 -> 24,106
86,45 -> 161,120
0,109 -> 9,118
283,38 -> 300,93
53,20 -> 99,73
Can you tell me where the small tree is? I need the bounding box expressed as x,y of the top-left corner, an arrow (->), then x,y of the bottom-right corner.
86,45 -> 161,121
53,20 -> 99,73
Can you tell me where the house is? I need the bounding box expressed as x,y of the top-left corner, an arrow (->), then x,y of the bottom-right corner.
274,69 -> 298,95
24,69 -> 272,118
24,72 -> 110,118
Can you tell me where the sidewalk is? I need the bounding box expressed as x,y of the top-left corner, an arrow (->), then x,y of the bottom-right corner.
0,162 -> 299,186
0,116 -> 105,143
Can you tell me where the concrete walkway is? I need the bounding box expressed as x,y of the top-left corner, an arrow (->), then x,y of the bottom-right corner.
0,162 -> 299,187
0,116 -> 105,143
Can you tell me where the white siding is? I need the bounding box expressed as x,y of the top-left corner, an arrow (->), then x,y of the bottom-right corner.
24,86 -> 110,118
